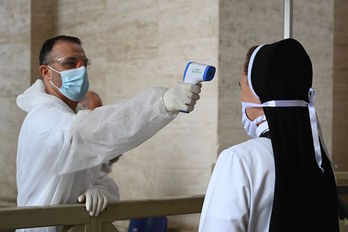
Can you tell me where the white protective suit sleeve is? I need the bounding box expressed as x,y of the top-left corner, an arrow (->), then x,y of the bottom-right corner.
199,150 -> 250,232
92,168 -> 120,203
54,87 -> 177,174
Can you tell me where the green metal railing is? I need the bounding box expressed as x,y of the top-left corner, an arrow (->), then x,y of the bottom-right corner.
337,172 -> 348,181
0,195 -> 205,232
1,172 -> 348,231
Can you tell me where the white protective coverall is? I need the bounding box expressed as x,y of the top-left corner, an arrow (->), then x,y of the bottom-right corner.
199,137 -> 275,232
16,79 -> 177,232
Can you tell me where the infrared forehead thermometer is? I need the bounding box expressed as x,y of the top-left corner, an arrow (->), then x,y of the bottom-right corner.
183,62 -> 216,84
181,62 -> 216,113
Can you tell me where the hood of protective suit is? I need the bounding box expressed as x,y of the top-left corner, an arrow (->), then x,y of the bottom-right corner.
17,79 -> 64,113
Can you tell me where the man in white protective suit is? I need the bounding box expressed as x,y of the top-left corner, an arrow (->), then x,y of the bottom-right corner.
16,35 -> 201,232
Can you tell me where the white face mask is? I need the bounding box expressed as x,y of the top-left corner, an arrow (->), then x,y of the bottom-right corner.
241,102 -> 266,138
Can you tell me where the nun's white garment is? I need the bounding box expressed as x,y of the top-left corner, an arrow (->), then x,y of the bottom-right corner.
199,137 -> 275,232
16,80 -> 176,232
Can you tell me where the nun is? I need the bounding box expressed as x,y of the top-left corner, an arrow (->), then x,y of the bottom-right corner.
199,38 -> 339,232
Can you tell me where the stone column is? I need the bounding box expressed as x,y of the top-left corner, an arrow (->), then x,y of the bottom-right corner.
0,0 -> 30,207
30,0 -> 57,84
54,0 -> 218,230
333,0 -> 348,171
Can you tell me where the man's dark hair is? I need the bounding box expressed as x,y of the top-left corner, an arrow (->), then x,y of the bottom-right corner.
39,35 -> 81,65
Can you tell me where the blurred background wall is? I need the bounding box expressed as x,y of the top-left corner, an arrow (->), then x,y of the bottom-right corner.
0,0 -> 30,207
0,0 -> 347,231
218,0 -> 334,156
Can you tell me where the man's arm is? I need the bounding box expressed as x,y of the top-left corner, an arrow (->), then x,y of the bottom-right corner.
55,87 -> 176,174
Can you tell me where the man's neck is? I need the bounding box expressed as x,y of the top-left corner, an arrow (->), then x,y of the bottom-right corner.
43,79 -> 78,112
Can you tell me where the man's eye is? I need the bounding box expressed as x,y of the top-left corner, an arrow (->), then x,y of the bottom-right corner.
63,58 -> 78,67
62,62 -> 75,68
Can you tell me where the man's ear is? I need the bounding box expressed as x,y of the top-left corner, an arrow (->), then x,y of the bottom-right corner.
39,65 -> 52,81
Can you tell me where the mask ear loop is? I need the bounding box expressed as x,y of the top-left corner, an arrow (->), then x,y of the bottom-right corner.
48,65 -> 61,74
47,65 -> 62,91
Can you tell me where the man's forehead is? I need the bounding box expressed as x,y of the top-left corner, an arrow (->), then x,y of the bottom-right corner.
51,40 -> 86,58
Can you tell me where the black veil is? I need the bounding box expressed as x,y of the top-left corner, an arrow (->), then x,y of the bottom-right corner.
249,39 -> 338,231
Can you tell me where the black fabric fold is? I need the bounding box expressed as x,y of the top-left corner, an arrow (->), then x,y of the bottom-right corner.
260,131 -> 271,139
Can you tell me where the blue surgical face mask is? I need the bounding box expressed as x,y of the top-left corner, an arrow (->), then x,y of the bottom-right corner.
48,66 -> 89,101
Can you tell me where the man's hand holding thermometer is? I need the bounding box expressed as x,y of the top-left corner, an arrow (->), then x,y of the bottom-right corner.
163,62 -> 216,113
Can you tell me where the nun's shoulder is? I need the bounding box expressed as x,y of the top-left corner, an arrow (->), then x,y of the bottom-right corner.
219,138 -> 273,165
